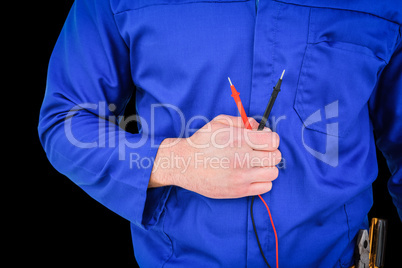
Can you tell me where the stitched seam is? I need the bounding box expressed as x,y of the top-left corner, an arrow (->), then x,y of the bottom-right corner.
247,2 -> 257,130
161,190 -> 174,267
271,0 -> 279,91
294,7 -> 311,126
272,0 -> 402,26
343,204 -> 351,242
311,41 -> 387,63
114,1 -> 250,15
161,222 -> 174,267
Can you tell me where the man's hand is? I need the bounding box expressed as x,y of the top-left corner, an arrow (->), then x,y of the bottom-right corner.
149,115 -> 281,199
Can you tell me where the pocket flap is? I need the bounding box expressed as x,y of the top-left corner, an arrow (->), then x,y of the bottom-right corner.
274,0 -> 402,25
307,7 -> 399,63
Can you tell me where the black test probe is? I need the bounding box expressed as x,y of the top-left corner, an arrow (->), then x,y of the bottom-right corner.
257,70 -> 285,130
252,69 -> 285,267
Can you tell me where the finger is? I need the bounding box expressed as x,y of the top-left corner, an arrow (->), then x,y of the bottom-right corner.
243,167 -> 279,185
246,118 -> 271,131
247,117 -> 260,130
247,182 -> 273,196
213,115 -> 259,129
213,114 -> 243,127
245,166 -> 279,183
244,131 -> 280,151
249,150 -> 282,167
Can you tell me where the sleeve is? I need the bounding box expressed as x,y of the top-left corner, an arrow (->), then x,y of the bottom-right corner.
369,30 -> 402,221
38,0 -> 169,228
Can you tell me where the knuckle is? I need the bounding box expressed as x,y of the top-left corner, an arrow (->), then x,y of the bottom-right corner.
213,114 -> 230,124
273,150 -> 282,165
257,182 -> 273,195
248,117 -> 259,129
214,114 -> 226,120
268,132 -> 280,148
249,117 -> 257,124
248,132 -> 264,147
272,166 -> 279,178
266,182 -> 273,192
274,132 -> 280,146
265,166 -> 279,180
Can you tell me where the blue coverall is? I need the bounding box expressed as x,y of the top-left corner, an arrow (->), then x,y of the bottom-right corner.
39,0 -> 402,266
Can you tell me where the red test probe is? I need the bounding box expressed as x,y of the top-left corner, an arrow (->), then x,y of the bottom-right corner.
228,77 -> 251,130
228,76 -> 281,268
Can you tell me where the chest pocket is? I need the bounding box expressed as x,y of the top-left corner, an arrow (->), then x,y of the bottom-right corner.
276,0 -> 400,137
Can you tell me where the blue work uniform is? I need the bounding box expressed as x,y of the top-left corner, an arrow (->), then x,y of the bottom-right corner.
38,0 -> 402,267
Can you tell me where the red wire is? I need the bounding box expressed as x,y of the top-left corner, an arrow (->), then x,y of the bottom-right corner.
229,81 -> 279,268
258,194 -> 279,268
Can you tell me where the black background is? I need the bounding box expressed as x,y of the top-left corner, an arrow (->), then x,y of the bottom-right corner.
22,0 -> 401,266
24,1 -> 137,266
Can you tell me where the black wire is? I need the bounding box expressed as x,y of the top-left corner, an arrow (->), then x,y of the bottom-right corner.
250,196 -> 271,267
251,71 -> 283,267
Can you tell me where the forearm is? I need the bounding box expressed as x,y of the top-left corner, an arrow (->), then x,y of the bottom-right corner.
149,138 -> 189,188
